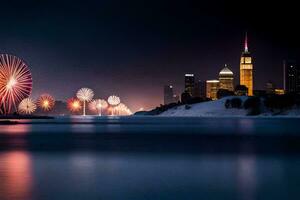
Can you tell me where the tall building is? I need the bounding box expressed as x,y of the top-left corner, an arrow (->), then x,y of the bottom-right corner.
240,33 -> 253,96
184,74 -> 195,96
164,85 -> 174,105
206,80 -> 219,100
193,80 -> 206,98
219,64 -> 234,91
283,60 -> 300,94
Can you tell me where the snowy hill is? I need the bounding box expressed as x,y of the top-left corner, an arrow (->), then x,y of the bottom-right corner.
160,96 -> 249,117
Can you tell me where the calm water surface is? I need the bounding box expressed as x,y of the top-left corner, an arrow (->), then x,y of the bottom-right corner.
0,116 -> 300,200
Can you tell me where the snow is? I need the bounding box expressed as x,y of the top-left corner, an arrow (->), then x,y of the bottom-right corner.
160,96 -> 249,117
159,96 -> 300,117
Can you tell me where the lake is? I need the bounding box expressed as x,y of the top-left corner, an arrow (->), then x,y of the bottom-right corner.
1,116 -> 300,200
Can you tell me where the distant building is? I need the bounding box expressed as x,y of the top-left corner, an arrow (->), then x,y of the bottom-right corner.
184,74 -> 195,96
275,89 -> 285,95
164,85 -> 174,105
173,94 -> 180,103
193,80 -> 206,98
266,81 -> 275,94
219,64 -> 234,91
240,33 -> 253,96
206,80 -> 219,100
283,60 -> 300,94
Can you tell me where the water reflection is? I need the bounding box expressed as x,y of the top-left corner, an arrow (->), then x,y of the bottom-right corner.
236,155 -> 257,200
0,124 -> 31,135
70,117 -> 96,133
0,151 -> 32,200
237,119 -> 255,134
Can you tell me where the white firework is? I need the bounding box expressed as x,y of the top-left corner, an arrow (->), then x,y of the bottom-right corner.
18,98 -> 36,114
108,95 -> 120,116
76,88 -> 94,116
108,95 -> 120,106
116,103 -> 132,116
88,99 -> 108,116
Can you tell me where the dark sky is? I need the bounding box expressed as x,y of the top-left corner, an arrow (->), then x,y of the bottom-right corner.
1,0 -> 299,111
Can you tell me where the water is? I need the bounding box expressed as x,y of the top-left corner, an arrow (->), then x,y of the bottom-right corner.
1,116 -> 300,200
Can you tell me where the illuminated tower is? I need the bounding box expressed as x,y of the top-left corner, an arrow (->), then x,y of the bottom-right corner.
206,80 -> 219,100
240,33 -> 253,96
219,64 -> 234,91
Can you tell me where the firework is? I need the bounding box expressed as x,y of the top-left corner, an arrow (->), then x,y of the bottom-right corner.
0,54 -> 33,114
116,103 -> 132,116
89,99 -> 108,116
37,94 -> 55,111
18,98 -> 36,114
76,88 -> 94,116
108,95 -> 120,115
108,95 -> 120,106
67,98 -> 82,113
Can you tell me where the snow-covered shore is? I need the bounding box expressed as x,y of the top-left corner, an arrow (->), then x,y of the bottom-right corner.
159,96 -> 300,117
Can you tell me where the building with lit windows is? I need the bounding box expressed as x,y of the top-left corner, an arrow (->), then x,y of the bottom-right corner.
275,89 -> 285,95
240,33 -> 253,96
283,60 -> 300,94
184,74 -> 195,96
206,80 -> 219,100
219,64 -> 234,91
193,80 -> 206,98
164,85 -> 174,105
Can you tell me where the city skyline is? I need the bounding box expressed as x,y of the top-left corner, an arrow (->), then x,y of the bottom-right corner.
1,0 -> 299,111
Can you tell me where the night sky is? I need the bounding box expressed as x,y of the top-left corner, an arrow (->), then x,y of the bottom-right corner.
1,0 -> 299,111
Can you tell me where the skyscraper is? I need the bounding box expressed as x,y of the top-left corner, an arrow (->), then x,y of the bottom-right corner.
206,80 -> 219,100
164,85 -> 174,105
283,60 -> 300,94
184,74 -> 195,96
219,64 -> 234,91
240,33 -> 253,96
193,80 -> 207,98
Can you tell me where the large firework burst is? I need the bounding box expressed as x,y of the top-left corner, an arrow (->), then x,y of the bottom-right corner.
67,97 -> 82,113
37,94 -> 55,112
88,99 -> 108,116
76,88 -> 94,116
0,54 -> 33,114
18,98 -> 36,114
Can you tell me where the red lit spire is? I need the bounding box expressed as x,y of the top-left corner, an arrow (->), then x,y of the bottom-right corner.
244,32 -> 248,52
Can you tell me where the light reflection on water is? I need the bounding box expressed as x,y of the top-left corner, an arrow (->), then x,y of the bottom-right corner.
0,116 -> 299,135
1,117 -> 300,199
0,151 -> 299,200
0,151 -> 32,200
0,124 -> 31,135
